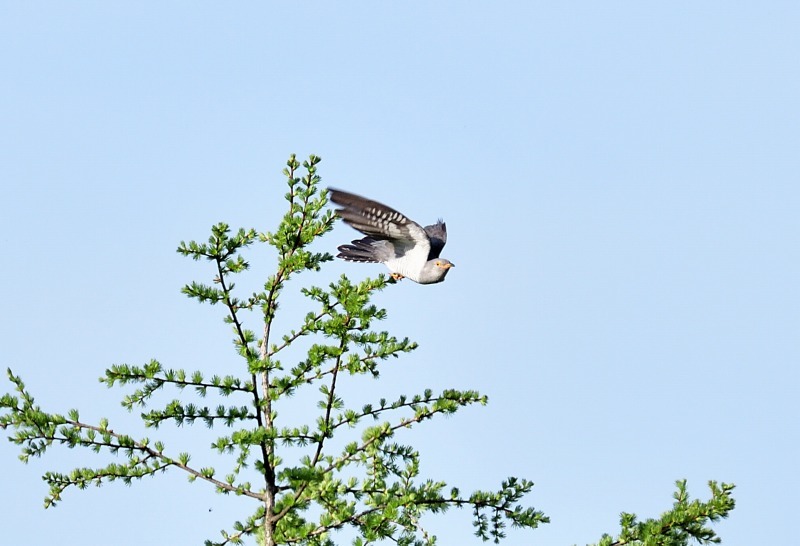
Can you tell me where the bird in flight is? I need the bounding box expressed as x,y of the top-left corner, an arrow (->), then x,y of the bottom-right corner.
328,188 -> 455,284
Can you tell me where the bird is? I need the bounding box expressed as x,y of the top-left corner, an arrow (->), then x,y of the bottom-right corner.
328,188 -> 455,284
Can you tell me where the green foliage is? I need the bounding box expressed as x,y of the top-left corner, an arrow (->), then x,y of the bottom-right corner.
591,480 -> 735,546
0,154 -> 734,546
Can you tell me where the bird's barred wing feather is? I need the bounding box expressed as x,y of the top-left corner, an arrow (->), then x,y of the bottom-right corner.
329,189 -> 432,267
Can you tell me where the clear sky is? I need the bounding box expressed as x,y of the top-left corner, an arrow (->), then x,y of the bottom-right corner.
1,3 -> 798,545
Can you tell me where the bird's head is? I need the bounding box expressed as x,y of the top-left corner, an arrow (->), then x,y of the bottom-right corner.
418,258 -> 455,284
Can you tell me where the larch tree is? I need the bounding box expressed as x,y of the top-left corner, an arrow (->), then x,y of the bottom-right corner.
1,155 -> 734,546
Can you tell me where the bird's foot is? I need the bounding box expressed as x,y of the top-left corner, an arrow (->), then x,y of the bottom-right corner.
391,273 -> 405,281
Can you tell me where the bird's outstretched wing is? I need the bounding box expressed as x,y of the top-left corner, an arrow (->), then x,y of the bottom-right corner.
423,221 -> 447,260
328,189 -> 431,264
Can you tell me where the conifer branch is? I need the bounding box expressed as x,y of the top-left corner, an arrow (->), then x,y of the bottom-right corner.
595,480 -> 736,546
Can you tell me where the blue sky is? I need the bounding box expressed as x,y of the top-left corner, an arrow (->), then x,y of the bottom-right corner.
1,3 -> 798,545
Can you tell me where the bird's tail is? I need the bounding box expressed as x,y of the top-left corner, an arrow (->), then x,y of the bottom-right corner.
336,237 -> 383,263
